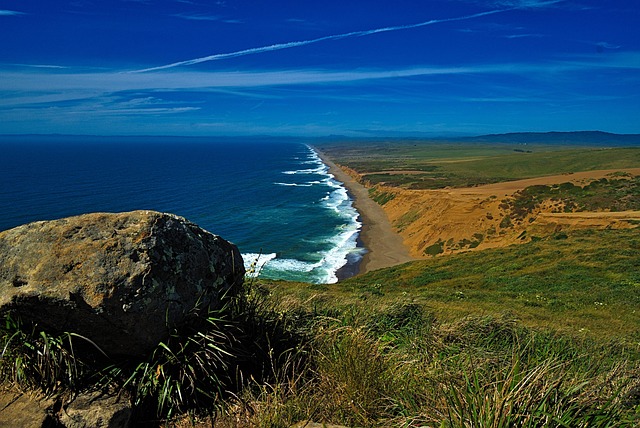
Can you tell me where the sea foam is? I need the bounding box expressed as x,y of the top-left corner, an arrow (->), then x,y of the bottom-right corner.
242,146 -> 364,284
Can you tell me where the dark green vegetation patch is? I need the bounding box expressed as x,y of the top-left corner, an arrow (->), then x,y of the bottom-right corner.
368,187 -> 396,205
505,176 -> 640,220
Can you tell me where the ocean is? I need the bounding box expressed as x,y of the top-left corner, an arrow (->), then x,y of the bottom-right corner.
0,136 -> 365,284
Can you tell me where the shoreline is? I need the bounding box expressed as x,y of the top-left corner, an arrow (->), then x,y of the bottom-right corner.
314,148 -> 415,277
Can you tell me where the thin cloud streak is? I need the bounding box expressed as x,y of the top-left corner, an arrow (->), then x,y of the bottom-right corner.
481,0 -> 564,8
597,42 -> 621,50
3,52 -> 639,104
0,10 -> 24,16
505,33 -> 543,39
9,63 -> 68,69
132,9 -> 512,73
2,67 -> 480,97
172,13 -> 222,21
172,13 -> 240,23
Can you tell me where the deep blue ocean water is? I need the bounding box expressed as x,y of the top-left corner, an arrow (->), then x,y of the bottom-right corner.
0,136 -> 364,283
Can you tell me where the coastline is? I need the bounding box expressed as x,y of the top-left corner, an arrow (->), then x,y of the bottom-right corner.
314,148 -> 415,276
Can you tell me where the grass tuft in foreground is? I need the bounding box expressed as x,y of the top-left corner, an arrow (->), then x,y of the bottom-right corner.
214,302 -> 639,427
0,279 -> 308,424
0,315 -> 94,395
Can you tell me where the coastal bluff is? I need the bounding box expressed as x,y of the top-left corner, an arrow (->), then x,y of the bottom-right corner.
0,210 -> 245,358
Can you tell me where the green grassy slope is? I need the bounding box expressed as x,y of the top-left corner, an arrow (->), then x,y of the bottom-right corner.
205,227 -> 639,426
215,227 -> 639,426
270,228 -> 640,343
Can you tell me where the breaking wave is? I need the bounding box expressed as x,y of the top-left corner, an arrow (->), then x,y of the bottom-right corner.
243,146 -> 364,284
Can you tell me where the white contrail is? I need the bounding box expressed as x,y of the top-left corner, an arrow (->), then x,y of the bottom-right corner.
132,9 -> 511,73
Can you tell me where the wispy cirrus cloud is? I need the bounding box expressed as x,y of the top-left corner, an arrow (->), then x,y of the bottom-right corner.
596,42 -> 621,50
173,13 -> 221,21
1,93 -> 200,116
2,51 -> 638,107
172,13 -> 241,23
2,51 -> 639,135
8,63 -> 68,69
476,0 -> 565,8
3,66 -> 483,97
505,33 -> 544,39
0,10 -> 25,16
132,9 -> 513,73
459,22 -> 532,36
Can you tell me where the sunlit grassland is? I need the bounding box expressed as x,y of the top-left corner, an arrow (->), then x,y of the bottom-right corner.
436,148 -> 640,185
207,227 -> 640,426
316,141 -> 640,189
3,227 -> 639,426
209,226 -> 640,426
269,228 -> 640,343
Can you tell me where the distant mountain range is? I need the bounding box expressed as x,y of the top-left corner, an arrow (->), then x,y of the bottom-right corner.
312,131 -> 640,146
1,131 -> 639,146
458,131 -> 640,146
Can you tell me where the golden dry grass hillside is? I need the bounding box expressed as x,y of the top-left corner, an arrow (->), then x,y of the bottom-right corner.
320,142 -> 640,258
367,169 -> 640,257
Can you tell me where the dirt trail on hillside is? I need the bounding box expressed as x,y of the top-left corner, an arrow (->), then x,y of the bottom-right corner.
449,168 -> 640,197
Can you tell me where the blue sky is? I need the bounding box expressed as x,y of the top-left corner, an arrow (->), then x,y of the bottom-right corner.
1,0 -> 638,136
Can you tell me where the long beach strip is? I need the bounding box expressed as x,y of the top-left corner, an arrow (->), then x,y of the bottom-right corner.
313,149 -> 415,274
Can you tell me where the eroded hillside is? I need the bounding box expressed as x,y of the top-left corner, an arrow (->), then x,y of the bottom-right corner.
324,142 -> 640,258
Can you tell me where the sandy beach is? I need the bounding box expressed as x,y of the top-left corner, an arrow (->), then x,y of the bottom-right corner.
314,149 -> 415,275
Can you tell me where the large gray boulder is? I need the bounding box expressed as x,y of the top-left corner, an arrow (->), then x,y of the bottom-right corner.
0,211 -> 244,357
